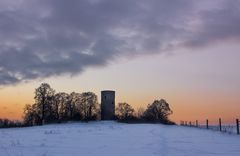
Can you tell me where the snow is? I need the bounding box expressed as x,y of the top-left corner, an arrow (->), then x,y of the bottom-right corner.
0,121 -> 240,156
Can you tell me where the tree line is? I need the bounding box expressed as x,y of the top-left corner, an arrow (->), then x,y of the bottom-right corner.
116,100 -> 174,124
23,83 -> 99,126
1,83 -> 174,128
0,119 -> 23,128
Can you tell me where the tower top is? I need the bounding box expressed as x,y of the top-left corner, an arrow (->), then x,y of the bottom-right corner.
101,90 -> 115,93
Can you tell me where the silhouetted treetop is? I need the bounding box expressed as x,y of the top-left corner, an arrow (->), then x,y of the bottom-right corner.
144,99 -> 173,123
116,102 -> 135,120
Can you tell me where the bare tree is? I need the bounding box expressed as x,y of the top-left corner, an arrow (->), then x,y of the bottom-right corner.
34,83 -> 55,125
53,92 -> 69,122
144,99 -> 173,124
116,102 -> 135,120
79,92 -> 98,121
68,92 -> 81,120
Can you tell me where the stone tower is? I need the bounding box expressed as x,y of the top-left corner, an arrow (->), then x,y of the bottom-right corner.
101,90 -> 115,120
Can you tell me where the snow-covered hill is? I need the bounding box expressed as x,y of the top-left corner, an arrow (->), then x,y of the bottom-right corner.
0,121 -> 239,156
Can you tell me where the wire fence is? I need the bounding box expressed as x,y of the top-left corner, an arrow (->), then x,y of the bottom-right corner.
180,118 -> 240,135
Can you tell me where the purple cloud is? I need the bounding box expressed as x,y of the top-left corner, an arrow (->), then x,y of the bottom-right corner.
0,0 -> 239,85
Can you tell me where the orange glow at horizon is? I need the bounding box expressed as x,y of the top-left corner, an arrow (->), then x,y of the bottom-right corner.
1,85 -> 239,124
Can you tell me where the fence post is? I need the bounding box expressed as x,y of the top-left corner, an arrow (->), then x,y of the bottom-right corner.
219,118 -> 222,131
237,119 -> 239,135
196,120 -> 198,127
206,119 -> 209,129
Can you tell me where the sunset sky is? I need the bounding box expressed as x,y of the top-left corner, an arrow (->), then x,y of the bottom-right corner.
0,0 -> 240,124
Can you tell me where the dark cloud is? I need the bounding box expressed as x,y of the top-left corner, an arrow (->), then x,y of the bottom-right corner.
184,0 -> 240,47
0,0 -> 239,85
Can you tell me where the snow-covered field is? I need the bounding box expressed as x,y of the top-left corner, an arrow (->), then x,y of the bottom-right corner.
0,121 -> 240,156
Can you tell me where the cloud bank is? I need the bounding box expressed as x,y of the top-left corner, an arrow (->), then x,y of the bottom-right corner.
0,0 -> 239,85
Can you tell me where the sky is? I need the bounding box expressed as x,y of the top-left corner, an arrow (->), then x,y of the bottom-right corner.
0,0 -> 240,124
